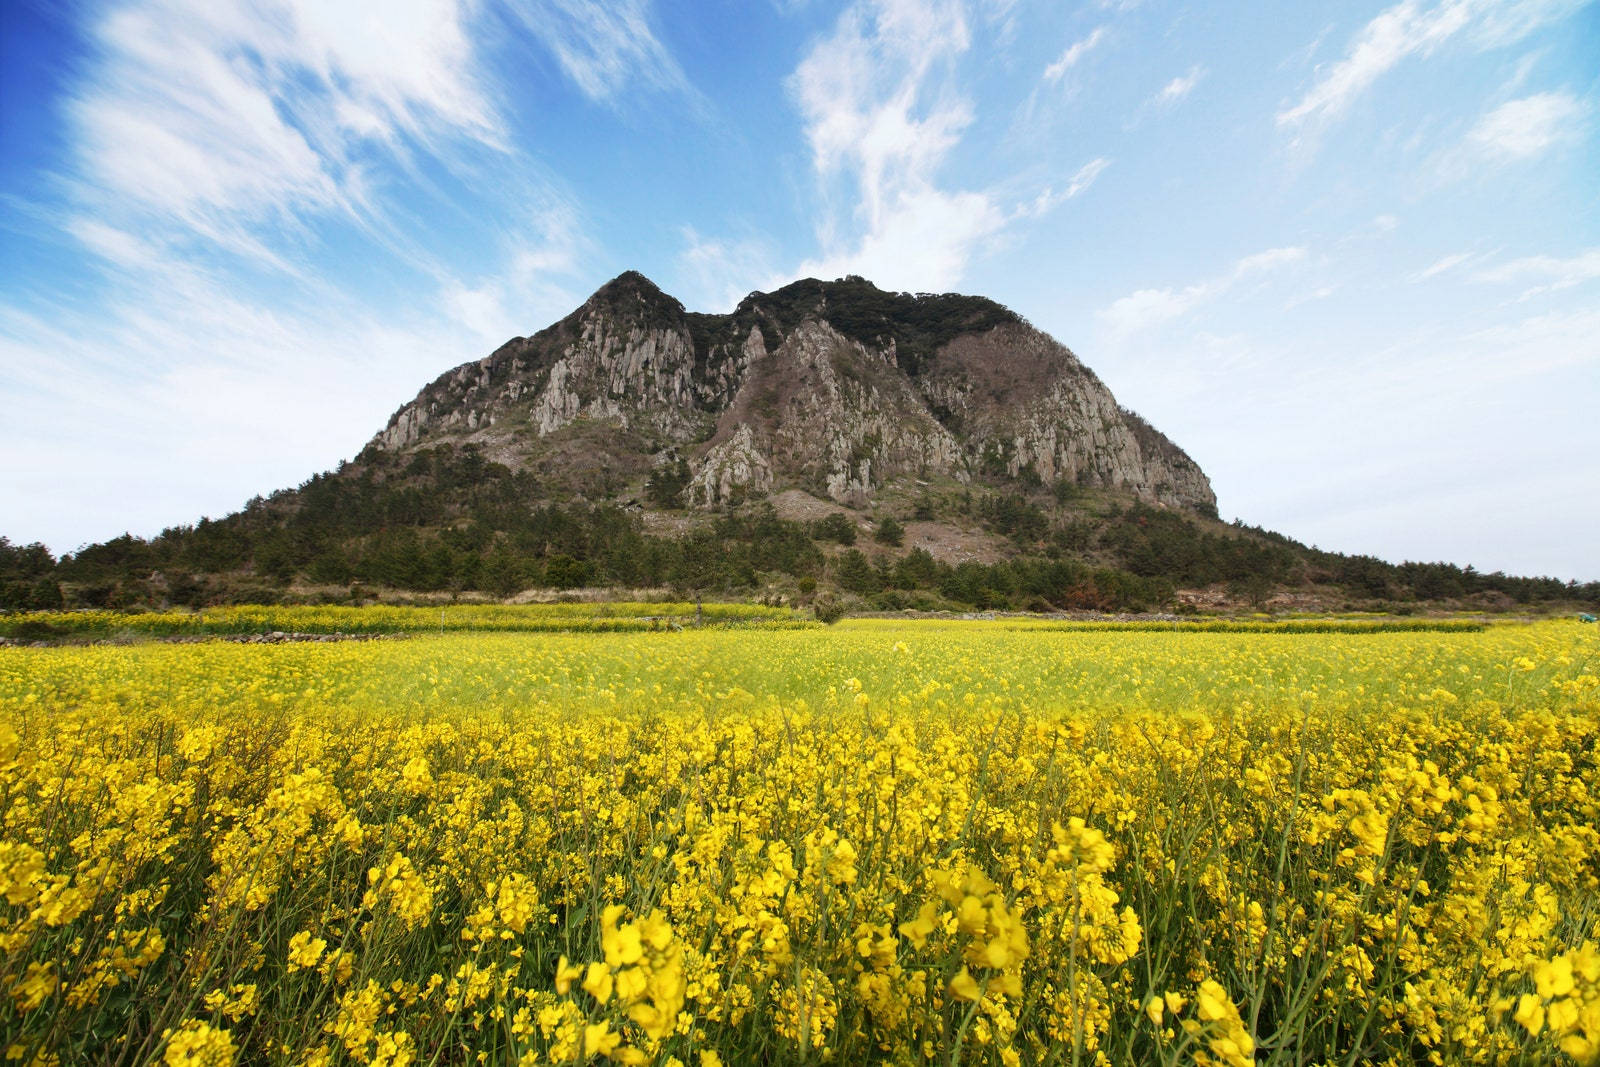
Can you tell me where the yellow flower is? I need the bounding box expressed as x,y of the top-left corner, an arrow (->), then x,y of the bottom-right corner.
583,961 -> 614,1004
161,1020 -> 235,1067
287,931 -> 327,971
898,902 -> 939,949
370,1031 -> 415,1067
1534,956 -> 1576,999
602,918 -> 643,968
583,1021 -> 620,1059
555,955 -> 583,995
615,966 -> 648,1002
949,969 -> 982,1002
363,854 -> 433,929
11,964 -> 58,1012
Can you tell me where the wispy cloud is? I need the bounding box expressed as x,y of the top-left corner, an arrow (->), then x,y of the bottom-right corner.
1019,158 -> 1111,217
1465,90 -> 1584,159
1278,1 -> 1474,129
61,0 -> 513,277
1468,0 -> 1593,47
1409,251 -> 1475,280
0,186 -> 587,554
1474,247 -> 1600,298
1098,246 -> 1309,338
1150,66 -> 1206,108
52,0 -> 595,325
1277,0 -> 1587,135
676,227 -> 778,313
1062,157 -> 1112,199
508,0 -> 690,103
1043,26 -> 1107,83
0,0 -> 593,552
786,0 -> 1008,292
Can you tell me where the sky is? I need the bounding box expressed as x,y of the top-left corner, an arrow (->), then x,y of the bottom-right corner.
1,0 -> 1596,581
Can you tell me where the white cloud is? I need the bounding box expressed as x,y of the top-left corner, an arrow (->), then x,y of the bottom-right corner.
786,0 -> 1011,292
1410,251 -> 1475,280
65,0 -> 506,273
1234,247 -> 1311,275
1151,66 -> 1206,108
676,228 -> 778,313
0,0 -> 591,554
1458,303 -> 1600,374
509,0 -> 689,102
1020,158 -> 1111,217
1112,276 -> 1600,581
1064,157 -> 1112,197
1473,248 -> 1600,297
1465,90 -> 1584,159
437,203 -> 585,338
60,0 -> 689,281
1468,0 -> 1593,47
1277,0 -> 1586,132
1278,0 -> 1474,128
277,0 -> 498,135
1043,27 -> 1107,83
795,188 -> 1006,292
0,201 -> 585,555
1098,246 -> 1308,337
53,0 -> 595,305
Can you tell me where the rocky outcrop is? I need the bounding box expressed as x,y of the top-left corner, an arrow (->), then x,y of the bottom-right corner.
916,325 -> 1213,509
686,424 -> 773,506
365,272 -> 1217,515
705,319 -> 963,507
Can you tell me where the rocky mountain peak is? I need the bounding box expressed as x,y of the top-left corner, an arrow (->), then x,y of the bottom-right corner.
585,270 -> 684,321
368,273 -> 1218,516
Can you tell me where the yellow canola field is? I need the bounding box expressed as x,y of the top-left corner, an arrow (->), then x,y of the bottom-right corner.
1,620 -> 1598,1066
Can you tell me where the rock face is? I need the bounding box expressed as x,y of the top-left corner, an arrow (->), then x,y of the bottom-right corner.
368,271 -> 1217,514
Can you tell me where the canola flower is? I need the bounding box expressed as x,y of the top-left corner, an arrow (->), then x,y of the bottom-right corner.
0,619 -> 1596,1064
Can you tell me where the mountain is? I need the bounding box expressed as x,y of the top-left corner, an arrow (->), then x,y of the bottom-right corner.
367,271 -> 1216,515
6,272 -> 1595,615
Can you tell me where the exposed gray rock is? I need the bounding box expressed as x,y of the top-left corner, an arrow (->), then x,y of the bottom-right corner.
365,272 -> 1217,514
687,424 -> 773,505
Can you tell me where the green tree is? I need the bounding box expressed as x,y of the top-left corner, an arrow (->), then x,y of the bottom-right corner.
1227,574 -> 1275,611
834,549 -> 879,595
483,548 -> 525,598
811,513 -> 857,545
544,554 -> 590,589
645,458 -> 691,508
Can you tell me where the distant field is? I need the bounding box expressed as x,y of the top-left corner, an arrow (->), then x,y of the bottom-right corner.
0,603 -> 1498,643
1,620 -> 1596,1064
0,601 -> 805,640
986,616 -> 1487,634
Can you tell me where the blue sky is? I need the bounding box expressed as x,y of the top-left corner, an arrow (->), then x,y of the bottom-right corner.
1,0 -> 1596,580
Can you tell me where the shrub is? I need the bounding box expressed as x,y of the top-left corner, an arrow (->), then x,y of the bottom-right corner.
811,593 -> 846,624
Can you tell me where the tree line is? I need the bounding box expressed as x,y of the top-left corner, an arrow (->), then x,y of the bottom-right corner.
3,443 -> 1595,613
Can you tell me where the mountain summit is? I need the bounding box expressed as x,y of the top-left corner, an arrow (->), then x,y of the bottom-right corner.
368,272 -> 1216,515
